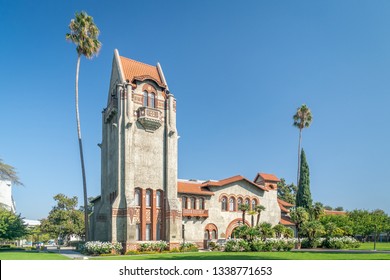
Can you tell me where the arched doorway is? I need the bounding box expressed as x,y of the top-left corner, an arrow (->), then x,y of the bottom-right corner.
225,218 -> 250,238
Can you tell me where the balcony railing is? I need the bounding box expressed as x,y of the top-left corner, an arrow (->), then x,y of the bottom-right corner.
182,209 -> 209,218
137,107 -> 163,131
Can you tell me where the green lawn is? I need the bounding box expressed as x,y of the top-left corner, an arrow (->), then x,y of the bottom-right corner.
352,242 -> 390,251
95,251 -> 390,260
0,250 -> 69,260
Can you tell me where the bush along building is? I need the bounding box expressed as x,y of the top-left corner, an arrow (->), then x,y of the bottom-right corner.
89,50 -> 293,250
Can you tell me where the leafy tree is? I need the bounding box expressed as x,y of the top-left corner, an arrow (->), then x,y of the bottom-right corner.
258,222 -> 274,241
0,208 -> 27,240
293,104 -> 312,186
40,194 -> 85,244
310,202 -> 325,220
66,11 -> 101,241
284,227 -> 294,238
300,220 -> 325,248
290,207 -> 309,245
0,158 -> 23,185
295,149 -> 312,209
255,205 -> 266,226
273,224 -> 286,238
320,214 -> 352,236
239,204 -> 250,225
277,178 -> 297,205
348,209 -> 389,243
25,225 -> 53,243
334,206 -> 344,211
324,205 -> 333,210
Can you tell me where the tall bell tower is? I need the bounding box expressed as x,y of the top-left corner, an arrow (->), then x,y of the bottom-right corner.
90,49 -> 182,250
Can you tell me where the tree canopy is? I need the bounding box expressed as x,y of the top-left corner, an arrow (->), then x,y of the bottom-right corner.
277,178 -> 297,205
0,208 -> 27,240
40,194 -> 85,243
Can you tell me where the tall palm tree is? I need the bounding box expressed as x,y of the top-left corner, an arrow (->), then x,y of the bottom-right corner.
239,204 -> 249,225
255,205 -> 266,226
66,11 -> 101,241
293,104 -> 312,186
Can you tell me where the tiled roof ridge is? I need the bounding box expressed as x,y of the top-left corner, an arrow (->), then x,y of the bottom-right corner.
120,55 -> 157,69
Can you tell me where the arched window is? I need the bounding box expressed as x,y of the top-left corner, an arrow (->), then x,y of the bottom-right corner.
156,191 -> 162,208
135,189 -> 141,206
211,230 -> 217,239
251,199 -> 257,210
221,197 -> 227,211
143,91 -> 148,107
149,93 -> 155,108
190,197 -> 196,209
146,190 -> 151,207
204,230 -> 210,240
199,198 -> 204,210
182,197 -> 187,209
237,198 -> 242,209
245,199 -> 250,206
229,198 -> 235,211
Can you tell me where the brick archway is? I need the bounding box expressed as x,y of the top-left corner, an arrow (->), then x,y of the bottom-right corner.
225,218 -> 250,238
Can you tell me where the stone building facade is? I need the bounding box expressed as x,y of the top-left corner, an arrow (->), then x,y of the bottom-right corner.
89,50 -> 293,250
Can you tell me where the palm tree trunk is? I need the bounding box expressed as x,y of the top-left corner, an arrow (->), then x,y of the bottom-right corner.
297,128 -> 302,187
242,211 -> 245,225
75,54 -> 89,241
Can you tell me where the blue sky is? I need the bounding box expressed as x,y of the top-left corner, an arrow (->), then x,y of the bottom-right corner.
1,0 -> 389,219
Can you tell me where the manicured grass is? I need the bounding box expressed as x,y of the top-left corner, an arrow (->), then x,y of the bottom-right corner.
0,250 -> 69,260
352,242 -> 390,251
95,251 -> 390,260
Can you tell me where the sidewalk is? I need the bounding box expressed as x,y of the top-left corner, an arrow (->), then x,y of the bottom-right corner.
46,246 -> 90,259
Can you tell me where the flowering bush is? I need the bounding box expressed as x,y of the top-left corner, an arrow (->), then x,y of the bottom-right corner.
139,241 -> 168,252
225,238 -> 298,252
322,237 -> 360,249
83,241 -> 122,255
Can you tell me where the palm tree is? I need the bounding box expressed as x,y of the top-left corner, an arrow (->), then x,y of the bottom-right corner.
293,104 -> 312,186
248,210 -> 256,227
0,158 -> 22,185
239,204 -> 250,225
66,11 -> 101,241
255,205 -> 266,226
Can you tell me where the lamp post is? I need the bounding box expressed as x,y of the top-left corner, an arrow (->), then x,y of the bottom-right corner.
374,224 -> 377,251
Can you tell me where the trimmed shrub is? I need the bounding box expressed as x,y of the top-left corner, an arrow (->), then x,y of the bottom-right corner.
322,237 -> 360,249
83,241 -> 122,255
179,242 -> 199,252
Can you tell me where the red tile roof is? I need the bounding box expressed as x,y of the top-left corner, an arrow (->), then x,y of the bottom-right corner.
119,56 -> 166,88
255,173 -> 280,182
280,216 -> 295,226
201,175 -> 268,191
177,181 -> 214,196
277,198 -> 294,207
324,210 -> 347,216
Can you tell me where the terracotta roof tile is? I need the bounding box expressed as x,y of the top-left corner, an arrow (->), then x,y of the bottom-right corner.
201,175 -> 268,191
280,216 -> 295,226
119,56 -> 166,88
277,198 -> 294,207
257,173 -> 280,182
324,210 -> 347,216
177,181 -> 214,196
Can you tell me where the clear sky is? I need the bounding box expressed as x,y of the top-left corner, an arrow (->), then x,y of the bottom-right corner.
1,0 -> 389,220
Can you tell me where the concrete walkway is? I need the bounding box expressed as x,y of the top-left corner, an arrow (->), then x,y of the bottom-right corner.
46,246 -> 90,259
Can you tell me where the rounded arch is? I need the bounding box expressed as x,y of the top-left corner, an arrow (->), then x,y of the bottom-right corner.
218,193 -> 229,202
142,83 -> 157,94
225,218 -> 250,238
204,223 -> 218,240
